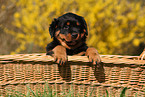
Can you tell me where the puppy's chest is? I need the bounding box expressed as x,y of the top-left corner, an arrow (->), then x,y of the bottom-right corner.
66,46 -> 87,55
66,49 -> 80,55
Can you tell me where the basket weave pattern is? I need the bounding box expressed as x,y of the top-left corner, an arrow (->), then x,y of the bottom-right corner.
0,54 -> 145,96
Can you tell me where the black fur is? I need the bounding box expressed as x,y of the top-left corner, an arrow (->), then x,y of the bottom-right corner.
46,12 -> 88,55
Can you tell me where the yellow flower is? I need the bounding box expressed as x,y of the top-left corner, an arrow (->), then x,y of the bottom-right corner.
133,39 -> 140,46
14,12 -> 20,18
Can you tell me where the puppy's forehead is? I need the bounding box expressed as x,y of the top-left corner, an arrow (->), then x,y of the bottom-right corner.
58,16 -> 80,24
63,20 -> 80,26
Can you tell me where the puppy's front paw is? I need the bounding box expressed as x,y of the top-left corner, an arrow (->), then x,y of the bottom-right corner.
86,48 -> 101,65
53,45 -> 67,65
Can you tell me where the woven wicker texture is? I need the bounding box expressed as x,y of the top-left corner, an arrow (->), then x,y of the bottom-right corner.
0,54 -> 145,96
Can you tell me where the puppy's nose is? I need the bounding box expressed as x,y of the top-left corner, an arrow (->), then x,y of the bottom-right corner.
71,33 -> 78,39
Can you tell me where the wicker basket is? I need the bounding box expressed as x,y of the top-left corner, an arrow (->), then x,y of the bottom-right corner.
0,53 -> 145,96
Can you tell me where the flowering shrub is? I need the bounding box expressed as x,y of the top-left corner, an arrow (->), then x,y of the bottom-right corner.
6,0 -> 145,54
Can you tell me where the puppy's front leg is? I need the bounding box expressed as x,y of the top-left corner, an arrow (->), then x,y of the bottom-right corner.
53,45 -> 67,65
86,47 -> 101,65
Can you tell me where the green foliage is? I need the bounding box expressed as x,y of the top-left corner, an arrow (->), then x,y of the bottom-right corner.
5,0 -> 145,54
120,87 -> 127,97
85,0 -> 145,54
5,83 -> 54,97
4,86 -> 135,97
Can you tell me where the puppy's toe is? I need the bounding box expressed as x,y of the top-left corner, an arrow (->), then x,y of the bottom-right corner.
86,47 -> 101,65
54,55 -> 67,65
88,54 -> 101,65
53,45 -> 67,65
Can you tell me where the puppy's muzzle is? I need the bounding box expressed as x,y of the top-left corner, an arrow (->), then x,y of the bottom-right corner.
66,40 -> 77,46
71,33 -> 78,39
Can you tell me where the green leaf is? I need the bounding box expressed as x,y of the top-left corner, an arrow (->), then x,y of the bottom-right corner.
27,85 -> 37,97
106,90 -> 109,97
120,87 -> 127,97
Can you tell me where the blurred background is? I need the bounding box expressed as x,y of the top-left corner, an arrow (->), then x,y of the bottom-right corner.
0,0 -> 145,55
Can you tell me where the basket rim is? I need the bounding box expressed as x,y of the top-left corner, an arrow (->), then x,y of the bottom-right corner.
0,53 -> 144,64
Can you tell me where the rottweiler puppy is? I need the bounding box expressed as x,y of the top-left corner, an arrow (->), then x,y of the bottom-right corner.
46,12 -> 101,65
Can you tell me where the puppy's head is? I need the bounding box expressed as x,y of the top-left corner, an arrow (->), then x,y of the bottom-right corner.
49,12 -> 88,49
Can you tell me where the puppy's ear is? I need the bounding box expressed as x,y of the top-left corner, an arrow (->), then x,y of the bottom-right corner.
81,17 -> 88,36
49,18 -> 59,38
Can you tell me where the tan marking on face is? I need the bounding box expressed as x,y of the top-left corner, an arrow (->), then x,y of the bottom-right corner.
67,22 -> 70,25
59,33 -> 72,42
55,30 -> 83,49
55,30 -> 60,37
81,33 -> 85,38
83,29 -> 86,33
76,22 -> 80,26
74,33 -> 80,40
